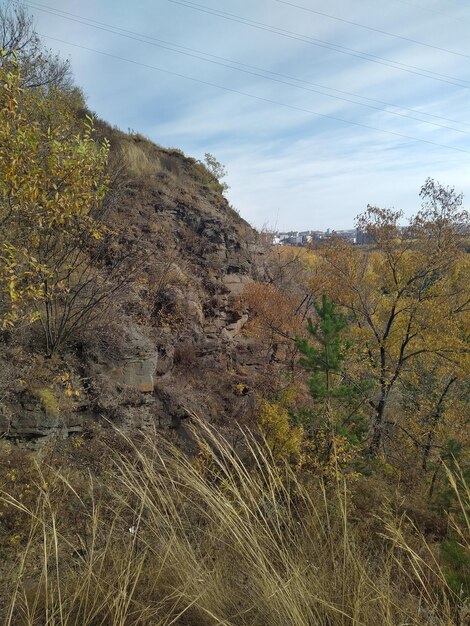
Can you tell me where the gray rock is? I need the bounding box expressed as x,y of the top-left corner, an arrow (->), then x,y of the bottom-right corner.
107,325 -> 158,393
118,355 -> 158,393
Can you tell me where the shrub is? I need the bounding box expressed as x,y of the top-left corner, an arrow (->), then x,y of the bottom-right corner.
258,397 -> 303,462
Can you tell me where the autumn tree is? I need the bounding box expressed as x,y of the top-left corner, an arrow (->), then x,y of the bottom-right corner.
0,51 -> 129,355
400,357 -> 468,474
0,2 -> 72,89
317,179 -> 469,455
243,246 -> 320,365
244,282 -> 301,343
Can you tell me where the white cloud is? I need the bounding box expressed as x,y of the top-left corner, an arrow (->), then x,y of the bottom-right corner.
29,0 -> 470,229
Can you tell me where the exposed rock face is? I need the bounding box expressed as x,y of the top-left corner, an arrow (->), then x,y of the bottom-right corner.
0,389 -> 83,441
108,327 -> 158,393
222,273 -> 254,296
0,134 -> 269,443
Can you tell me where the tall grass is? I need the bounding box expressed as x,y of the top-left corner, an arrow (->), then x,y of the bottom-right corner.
0,422 -> 467,625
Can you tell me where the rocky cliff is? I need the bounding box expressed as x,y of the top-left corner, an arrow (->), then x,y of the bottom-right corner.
0,129 -> 270,444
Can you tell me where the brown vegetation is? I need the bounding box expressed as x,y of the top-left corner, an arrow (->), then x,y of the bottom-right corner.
1,7 -> 470,623
1,422 -> 469,625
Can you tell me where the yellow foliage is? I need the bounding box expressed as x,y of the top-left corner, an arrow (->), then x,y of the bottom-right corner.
258,398 -> 303,462
54,371 -> 80,398
302,428 -> 359,481
0,52 -> 110,350
233,383 -> 248,396
315,202 -> 469,453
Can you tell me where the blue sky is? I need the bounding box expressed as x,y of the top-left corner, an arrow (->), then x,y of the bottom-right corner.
24,0 -> 470,230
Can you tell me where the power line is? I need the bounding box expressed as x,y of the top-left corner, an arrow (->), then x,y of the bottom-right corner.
272,0 -> 470,60
390,0 -> 470,24
169,0 -> 470,90
26,2 -> 470,135
172,0 -> 470,87
38,34 -> 470,156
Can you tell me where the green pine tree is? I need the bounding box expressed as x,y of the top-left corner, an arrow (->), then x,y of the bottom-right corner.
295,292 -> 368,447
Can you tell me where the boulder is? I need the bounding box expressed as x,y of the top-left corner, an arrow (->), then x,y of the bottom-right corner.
107,325 -> 158,393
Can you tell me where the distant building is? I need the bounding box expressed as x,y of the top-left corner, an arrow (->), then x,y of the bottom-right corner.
356,229 -> 373,245
271,226 -> 360,247
259,231 -> 276,246
334,229 -> 357,243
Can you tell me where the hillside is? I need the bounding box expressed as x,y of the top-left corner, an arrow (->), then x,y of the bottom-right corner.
1,10 -> 470,625
0,119 -> 275,444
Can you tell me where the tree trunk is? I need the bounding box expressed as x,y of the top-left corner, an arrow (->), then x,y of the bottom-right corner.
369,396 -> 386,453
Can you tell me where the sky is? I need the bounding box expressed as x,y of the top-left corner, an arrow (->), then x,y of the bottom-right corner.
20,0 -> 470,230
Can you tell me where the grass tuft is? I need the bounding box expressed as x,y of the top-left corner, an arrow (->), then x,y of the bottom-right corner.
0,420 -> 467,625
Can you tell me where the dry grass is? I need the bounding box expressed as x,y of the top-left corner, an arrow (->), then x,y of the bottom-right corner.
108,138 -> 184,200
117,140 -> 162,182
0,421 -> 467,625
